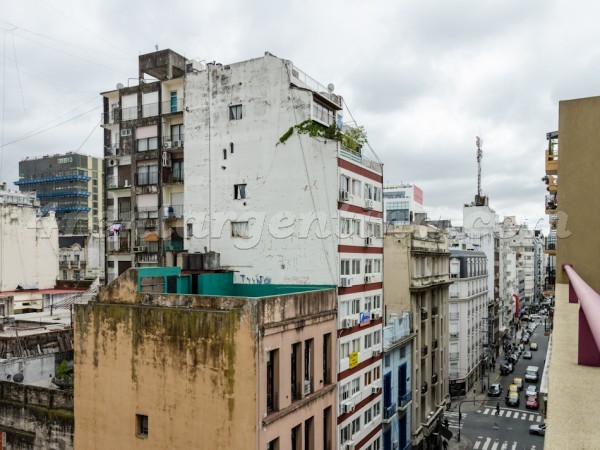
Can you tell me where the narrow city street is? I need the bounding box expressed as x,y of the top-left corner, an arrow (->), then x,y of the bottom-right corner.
447,318 -> 549,449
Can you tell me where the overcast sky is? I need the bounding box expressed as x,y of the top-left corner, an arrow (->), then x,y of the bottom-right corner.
0,0 -> 593,229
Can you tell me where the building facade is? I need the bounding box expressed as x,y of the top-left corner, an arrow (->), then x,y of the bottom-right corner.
383,225 -> 449,450
101,49 -> 187,283
383,184 -> 424,226
75,268 -> 337,450
447,249 -> 488,395
16,153 -> 103,235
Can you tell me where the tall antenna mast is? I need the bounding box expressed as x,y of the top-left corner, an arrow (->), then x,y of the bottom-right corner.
476,136 -> 483,197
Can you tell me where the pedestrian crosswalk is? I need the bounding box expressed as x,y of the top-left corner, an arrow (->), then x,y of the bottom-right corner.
444,411 -> 467,429
481,407 -> 542,422
473,436 -> 538,450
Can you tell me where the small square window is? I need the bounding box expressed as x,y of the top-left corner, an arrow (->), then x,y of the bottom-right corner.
234,184 -> 247,199
136,414 -> 148,438
186,223 -> 194,238
232,221 -> 250,238
229,104 -> 242,120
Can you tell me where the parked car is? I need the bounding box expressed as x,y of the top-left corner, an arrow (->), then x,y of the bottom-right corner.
530,342 -> 538,351
526,394 -> 540,410
500,364 -> 511,376
508,384 -> 519,394
500,361 -> 514,374
505,391 -> 520,407
529,423 -> 546,436
523,351 -> 533,359
512,377 -> 524,391
526,385 -> 539,396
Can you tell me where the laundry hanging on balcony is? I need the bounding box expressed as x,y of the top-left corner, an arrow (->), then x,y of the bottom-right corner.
109,223 -> 122,233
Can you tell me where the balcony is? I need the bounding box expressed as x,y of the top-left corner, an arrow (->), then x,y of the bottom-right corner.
421,345 -> 428,358
383,403 -> 397,423
107,240 -> 130,254
162,135 -> 184,150
421,308 -> 428,321
421,382 -> 428,395
545,194 -> 557,212
545,150 -> 558,175
291,64 -> 342,109
164,240 -> 184,252
548,175 -> 558,193
107,175 -> 130,189
449,312 -> 459,320
121,105 -> 138,121
432,306 -> 439,317
101,108 -> 120,126
162,98 -> 184,114
164,204 -> 184,220
432,339 -> 439,350
431,373 -> 438,385
450,332 -> 459,340
449,352 -> 459,360
398,391 -> 412,409
383,311 -> 411,351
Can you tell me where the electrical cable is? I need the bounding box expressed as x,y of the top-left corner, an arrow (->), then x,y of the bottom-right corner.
10,30 -> 26,114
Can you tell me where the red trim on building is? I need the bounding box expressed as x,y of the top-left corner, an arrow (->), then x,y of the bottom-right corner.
338,282 -> 383,296
337,391 -> 382,424
338,202 -> 383,219
339,317 -> 382,339
355,423 -> 383,449
338,352 -> 383,382
338,245 -> 383,254
338,158 -> 383,183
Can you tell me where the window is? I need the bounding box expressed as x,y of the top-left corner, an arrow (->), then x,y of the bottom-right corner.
267,349 -> 278,413
229,104 -> 242,120
73,270 -> 80,281
171,123 -> 183,141
136,414 -> 148,438
351,298 -> 360,315
352,179 -> 362,196
351,417 -> 361,436
267,438 -> 279,450
137,165 -> 158,185
365,259 -> 373,274
172,160 -> 184,181
340,259 -> 351,276
364,296 -> 372,311
352,259 -> 361,275
340,424 -> 351,444
340,218 -> 351,235
62,270 -> 67,280
364,370 -> 372,387
352,219 -> 361,236
340,301 -> 350,317
373,402 -> 381,417
341,342 -> 350,359
364,333 -> 372,349
340,175 -> 350,193
232,221 -> 250,238
351,338 -> 360,353
187,222 -> 194,237
374,259 -> 381,274
373,295 -> 381,309
351,377 -> 360,395
364,407 -> 373,425
234,184 -> 247,199
137,137 -> 158,152
340,382 -> 350,402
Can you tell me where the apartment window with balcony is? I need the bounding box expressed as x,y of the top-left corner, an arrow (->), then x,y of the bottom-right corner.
171,124 -> 183,141
267,349 -> 279,413
229,104 -> 242,120
171,161 -> 184,181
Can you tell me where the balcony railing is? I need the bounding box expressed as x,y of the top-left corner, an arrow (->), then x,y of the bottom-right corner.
450,332 -> 459,340
564,264 -> 600,366
432,306 -> 439,316
164,204 -> 184,219
142,102 -> 159,118
431,373 -> 438,385
432,339 -> 439,350
449,352 -> 459,360
545,194 -> 557,211
383,311 -> 411,350
421,308 -> 428,321
164,240 -> 184,251
421,345 -> 428,358
383,403 -> 397,422
121,105 -> 138,121
291,64 -> 342,108
398,391 -> 412,408
421,383 -> 428,395
162,98 -> 184,114
449,312 -> 459,320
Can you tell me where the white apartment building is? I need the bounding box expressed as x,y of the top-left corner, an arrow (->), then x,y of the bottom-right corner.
184,53 -> 384,450
448,249 -> 488,395
383,184 -> 425,226
0,183 -> 59,311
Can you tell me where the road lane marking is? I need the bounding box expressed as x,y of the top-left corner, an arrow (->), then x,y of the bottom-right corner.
482,437 -> 491,450
500,442 -> 508,450
511,442 -> 517,450
491,441 -> 499,450
537,415 -> 542,422
529,414 -> 535,421
483,408 -> 490,415
499,410 -> 505,416
521,413 -> 527,420
505,411 -> 512,418
474,441 -> 480,449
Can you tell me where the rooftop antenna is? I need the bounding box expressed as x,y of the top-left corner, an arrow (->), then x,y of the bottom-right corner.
476,136 -> 483,198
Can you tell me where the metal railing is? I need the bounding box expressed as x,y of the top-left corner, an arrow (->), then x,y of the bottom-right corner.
398,391 -> 412,408
449,352 -> 459,360
121,106 -> 138,121
450,332 -> 459,339
449,312 -> 459,320
142,102 -> 159,118
383,403 -> 397,421
564,264 -> 600,366
421,345 -> 428,357
291,65 -> 342,108
162,98 -> 184,114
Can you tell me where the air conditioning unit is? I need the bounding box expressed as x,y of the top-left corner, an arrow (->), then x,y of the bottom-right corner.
342,402 -> 354,414
132,246 -> 145,253
163,142 -> 172,149
365,199 -> 374,209
162,151 -> 172,168
340,277 -> 353,288
339,190 -> 349,201
342,441 -> 355,450
365,236 -> 373,246
372,312 -> 380,320
350,318 -> 359,327
173,140 -> 182,148
372,384 -> 382,394
372,349 -> 381,357
108,158 -> 119,167
365,275 -> 374,284
341,318 -> 351,329
120,128 -> 132,137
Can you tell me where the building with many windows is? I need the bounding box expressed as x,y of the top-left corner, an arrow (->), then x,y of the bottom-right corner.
447,249 -> 488,396
384,225 -> 449,450
74,268 -> 337,450
383,184 -> 424,226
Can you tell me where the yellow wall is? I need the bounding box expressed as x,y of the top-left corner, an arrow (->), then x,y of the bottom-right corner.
557,96 -> 600,291
74,301 -> 256,449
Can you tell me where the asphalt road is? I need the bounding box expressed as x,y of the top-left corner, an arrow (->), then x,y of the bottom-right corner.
460,320 -> 549,449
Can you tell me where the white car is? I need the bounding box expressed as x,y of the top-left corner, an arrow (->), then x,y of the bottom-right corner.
526,385 -> 539,396
530,423 -> 546,436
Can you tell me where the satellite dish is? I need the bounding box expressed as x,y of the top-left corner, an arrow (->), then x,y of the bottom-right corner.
116,83 -> 125,90
13,373 -> 24,383
327,83 -> 335,93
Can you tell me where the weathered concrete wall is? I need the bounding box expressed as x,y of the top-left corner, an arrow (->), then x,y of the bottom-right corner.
74,299 -> 256,450
0,380 -> 74,450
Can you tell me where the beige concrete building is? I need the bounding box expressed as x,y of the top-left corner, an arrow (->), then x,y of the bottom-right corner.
543,95 -> 600,449
383,225 -> 450,450
74,268 -> 337,450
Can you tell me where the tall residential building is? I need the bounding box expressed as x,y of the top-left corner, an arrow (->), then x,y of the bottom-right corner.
383,184 -> 424,226
542,131 -> 558,299
543,95 -> 600,448
101,49 -> 187,283
75,268 -> 337,450
184,53 -> 384,450
16,152 -> 103,235
447,248 -> 488,395
384,225 -> 449,450
100,49 -> 385,449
